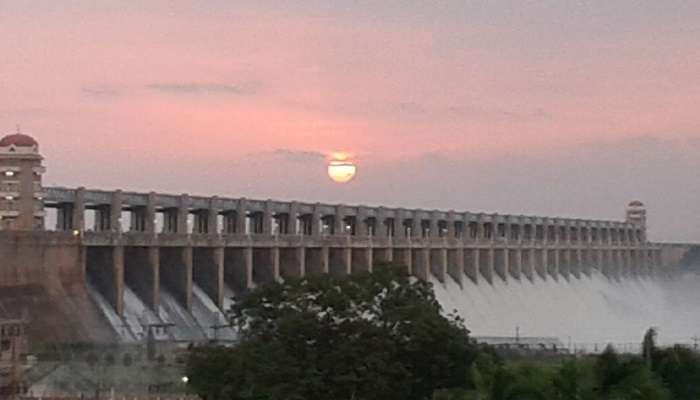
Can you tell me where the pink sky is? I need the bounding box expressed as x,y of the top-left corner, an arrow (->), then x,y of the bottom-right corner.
1,1 -> 699,241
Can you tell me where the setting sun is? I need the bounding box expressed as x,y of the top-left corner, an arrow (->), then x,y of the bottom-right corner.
327,153 -> 357,183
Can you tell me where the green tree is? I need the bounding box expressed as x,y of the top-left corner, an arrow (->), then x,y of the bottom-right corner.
490,365 -> 548,400
595,345 -> 623,396
551,360 -> 596,400
606,363 -> 669,400
469,348 -> 502,399
462,355 -> 558,400
187,263 -> 477,400
594,346 -> 669,400
652,345 -> 700,400
642,328 -> 657,370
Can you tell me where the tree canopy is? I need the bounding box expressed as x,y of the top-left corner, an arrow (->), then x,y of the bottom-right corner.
187,263 -> 477,400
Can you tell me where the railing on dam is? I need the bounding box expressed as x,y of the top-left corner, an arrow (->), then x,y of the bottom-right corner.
43,186 -> 647,246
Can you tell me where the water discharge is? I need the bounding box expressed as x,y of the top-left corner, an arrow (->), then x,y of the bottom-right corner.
88,280 -> 238,342
192,284 -> 236,341
88,263 -> 700,351
122,285 -> 162,341
431,270 -> 700,351
86,281 -> 135,342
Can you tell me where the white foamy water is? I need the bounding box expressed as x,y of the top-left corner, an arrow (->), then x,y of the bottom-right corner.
157,288 -> 207,341
88,262 -> 699,349
122,285 -> 169,341
86,281 -> 136,342
88,276 -> 240,342
431,269 -> 700,351
192,284 -> 237,341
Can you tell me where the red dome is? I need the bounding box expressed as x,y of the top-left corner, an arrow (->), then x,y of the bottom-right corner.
0,134 -> 38,147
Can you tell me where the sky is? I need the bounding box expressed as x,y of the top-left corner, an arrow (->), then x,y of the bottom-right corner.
1,0 -> 699,241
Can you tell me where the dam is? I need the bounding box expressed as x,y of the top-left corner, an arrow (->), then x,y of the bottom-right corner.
0,132 -> 696,346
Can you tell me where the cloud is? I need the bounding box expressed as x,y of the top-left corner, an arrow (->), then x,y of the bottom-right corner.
446,104 -> 552,122
283,97 -> 550,125
247,149 -> 326,164
81,85 -> 121,98
146,81 -> 261,96
687,136 -> 700,147
391,102 -> 427,115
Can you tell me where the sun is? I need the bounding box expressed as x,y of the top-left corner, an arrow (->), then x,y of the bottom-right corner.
327,152 -> 357,183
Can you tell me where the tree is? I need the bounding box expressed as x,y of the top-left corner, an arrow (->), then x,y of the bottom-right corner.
605,363 -> 670,400
594,345 -> 670,400
652,345 -> 700,400
551,360 -> 596,400
595,345 -> 623,396
642,328 -> 657,370
479,362 -> 556,400
187,263 -> 477,400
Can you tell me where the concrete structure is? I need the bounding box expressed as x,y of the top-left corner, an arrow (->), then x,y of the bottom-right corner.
33,190 -> 664,319
0,129 -> 45,230
474,336 -> 565,352
0,318 -> 28,363
0,318 -> 29,397
0,131 -> 693,344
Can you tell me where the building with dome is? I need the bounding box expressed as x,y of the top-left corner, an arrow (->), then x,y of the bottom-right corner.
0,130 -> 45,230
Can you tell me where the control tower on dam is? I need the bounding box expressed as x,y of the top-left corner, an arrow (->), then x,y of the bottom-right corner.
0,131 -> 681,344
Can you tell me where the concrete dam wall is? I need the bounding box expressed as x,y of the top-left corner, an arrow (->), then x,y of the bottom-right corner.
4,132 -> 695,347
1,228 -> 692,346
1,186 -> 696,346
0,232 -> 114,345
